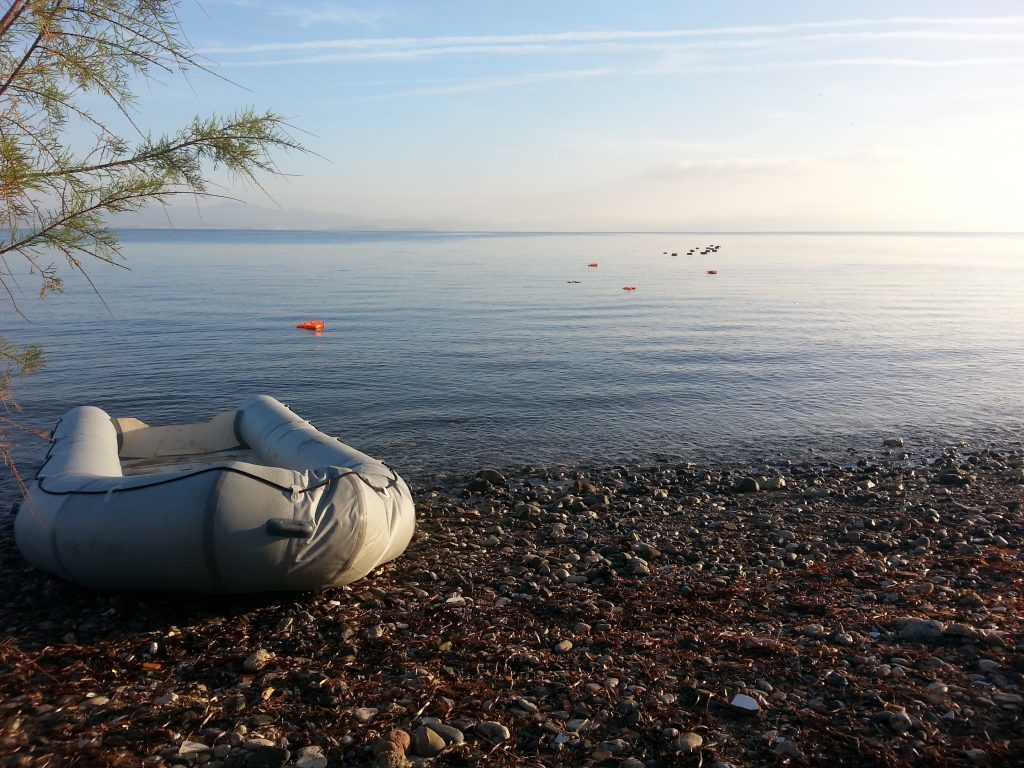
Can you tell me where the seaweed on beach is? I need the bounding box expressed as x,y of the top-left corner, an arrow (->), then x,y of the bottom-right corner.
0,445 -> 1022,767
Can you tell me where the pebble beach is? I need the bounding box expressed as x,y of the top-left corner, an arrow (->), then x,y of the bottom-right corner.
1,443 -> 1022,767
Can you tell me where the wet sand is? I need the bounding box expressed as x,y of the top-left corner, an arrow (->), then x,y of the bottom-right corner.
1,444 -> 1022,767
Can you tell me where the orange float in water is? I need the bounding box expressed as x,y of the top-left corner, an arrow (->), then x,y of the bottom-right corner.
297,320 -> 325,331
587,263 -> 599,267
622,286 -> 637,291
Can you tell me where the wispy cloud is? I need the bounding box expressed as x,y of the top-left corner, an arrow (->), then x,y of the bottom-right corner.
201,0 -> 386,28
217,39 -> 775,67
270,4 -> 387,28
378,69 -> 613,97
198,14 -> 1024,100
345,56 -> 1024,100
638,56 -> 1024,76
640,147 -> 911,181
199,15 -> 1024,58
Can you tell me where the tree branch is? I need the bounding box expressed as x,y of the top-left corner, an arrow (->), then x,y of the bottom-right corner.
0,0 -> 30,39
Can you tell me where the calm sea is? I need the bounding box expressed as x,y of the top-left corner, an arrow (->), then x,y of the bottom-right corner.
3,230 -> 1023,490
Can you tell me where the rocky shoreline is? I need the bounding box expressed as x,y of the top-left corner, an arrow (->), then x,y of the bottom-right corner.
1,443 -> 1022,767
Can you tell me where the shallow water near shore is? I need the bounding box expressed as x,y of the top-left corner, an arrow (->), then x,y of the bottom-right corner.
3,230 -> 1023,488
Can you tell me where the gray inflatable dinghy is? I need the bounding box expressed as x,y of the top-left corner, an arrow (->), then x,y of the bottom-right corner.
15,396 -> 416,592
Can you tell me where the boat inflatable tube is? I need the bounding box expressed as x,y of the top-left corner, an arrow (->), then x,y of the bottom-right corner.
15,396 -> 416,592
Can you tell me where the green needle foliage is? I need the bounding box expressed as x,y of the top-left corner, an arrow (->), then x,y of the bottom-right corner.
0,0 -> 306,486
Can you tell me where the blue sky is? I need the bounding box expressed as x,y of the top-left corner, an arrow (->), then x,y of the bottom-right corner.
128,1 -> 1024,230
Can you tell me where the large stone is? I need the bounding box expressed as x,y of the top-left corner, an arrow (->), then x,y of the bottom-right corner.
412,725 -> 446,757
937,470 -> 969,486
295,747 -> 328,768
676,732 -> 703,752
352,707 -> 379,723
886,710 -> 913,733
372,752 -> 411,768
178,741 -> 210,759
898,618 -> 945,642
381,729 -> 411,752
729,694 -> 760,714
513,697 -> 539,714
243,649 -> 273,670
474,469 -> 507,485
419,721 -> 463,745
244,746 -> 289,768
476,721 -> 511,744
242,738 -> 276,750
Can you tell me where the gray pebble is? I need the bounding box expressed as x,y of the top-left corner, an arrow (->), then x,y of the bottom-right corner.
351,707 -> 379,723
887,710 -> 913,733
412,725 -> 446,757
242,738 -> 276,750
243,649 -> 273,670
513,697 -> 539,714
676,732 -> 703,752
898,618 -> 945,642
476,721 -> 511,743
294,748 -> 328,768
178,741 -> 211,758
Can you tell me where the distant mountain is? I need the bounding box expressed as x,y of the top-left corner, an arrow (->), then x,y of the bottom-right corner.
108,200 -> 953,234
107,201 -> 500,232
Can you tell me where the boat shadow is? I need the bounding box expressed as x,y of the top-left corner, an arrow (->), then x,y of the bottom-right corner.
0,518 -> 321,651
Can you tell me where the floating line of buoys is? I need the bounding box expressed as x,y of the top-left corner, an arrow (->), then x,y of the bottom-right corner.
297,320 -> 325,331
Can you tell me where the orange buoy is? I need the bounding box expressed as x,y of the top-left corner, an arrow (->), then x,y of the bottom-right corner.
706,270 -> 718,275
622,285 -> 637,291
297,320 -> 325,331
587,263 -> 599,267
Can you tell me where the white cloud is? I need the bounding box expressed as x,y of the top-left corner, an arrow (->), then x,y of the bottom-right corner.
200,0 -> 386,28
381,69 -> 613,97
582,137 -> 721,154
271,4 -> 386,28
343,56 -> 1024,99
197,15 -> 1024,58
640,147 -> 910,181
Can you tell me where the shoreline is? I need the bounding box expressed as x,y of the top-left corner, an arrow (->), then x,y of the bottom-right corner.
1,444 -> 1022,767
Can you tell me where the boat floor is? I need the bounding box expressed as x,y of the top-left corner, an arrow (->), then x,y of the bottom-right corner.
121,448 -> 266,476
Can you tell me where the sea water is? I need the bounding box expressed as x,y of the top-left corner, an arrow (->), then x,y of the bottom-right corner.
3,230 -> 1022,487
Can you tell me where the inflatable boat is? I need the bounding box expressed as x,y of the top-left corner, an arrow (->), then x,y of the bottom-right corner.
14,396 -> 416,592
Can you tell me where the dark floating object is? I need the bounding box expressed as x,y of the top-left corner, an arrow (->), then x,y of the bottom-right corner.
707,270 -> 718,275
567,280 -> 581,284
622,285 -> 637,291
671,252 -> 678,256
587,262 -> 599,268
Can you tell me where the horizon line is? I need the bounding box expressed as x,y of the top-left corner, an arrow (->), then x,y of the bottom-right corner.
114,227 -> 1024,236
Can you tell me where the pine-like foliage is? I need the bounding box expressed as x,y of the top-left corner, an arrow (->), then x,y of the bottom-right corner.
0,0 -> 305,485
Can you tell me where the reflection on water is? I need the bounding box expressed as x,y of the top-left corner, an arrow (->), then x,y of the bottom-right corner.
3,230 -> 1023,485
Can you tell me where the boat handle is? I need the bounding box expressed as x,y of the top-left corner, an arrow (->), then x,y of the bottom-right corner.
265,518 -> 314,538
